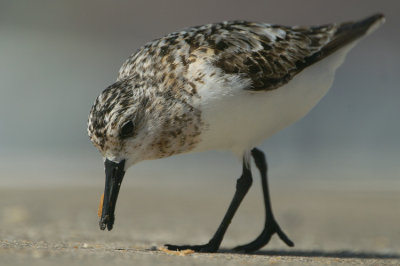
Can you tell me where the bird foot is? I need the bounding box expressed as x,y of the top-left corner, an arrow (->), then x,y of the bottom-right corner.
233,219 -> 294,253
165,243 -> 218,253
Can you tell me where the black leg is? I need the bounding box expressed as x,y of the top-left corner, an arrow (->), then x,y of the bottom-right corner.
234,148 -> 294,253
165,157 -> 253,253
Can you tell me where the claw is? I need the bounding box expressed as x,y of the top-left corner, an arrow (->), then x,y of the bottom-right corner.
233,220 -> 294,253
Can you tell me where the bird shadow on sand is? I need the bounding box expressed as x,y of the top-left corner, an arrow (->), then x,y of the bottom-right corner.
218,249 -> 400,259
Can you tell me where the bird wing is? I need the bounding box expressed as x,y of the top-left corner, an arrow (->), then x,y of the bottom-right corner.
190,14 -> 383,91
118,15 -> 383,92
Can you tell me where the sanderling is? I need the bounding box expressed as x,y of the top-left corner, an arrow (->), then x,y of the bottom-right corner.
87,14 -> 385,253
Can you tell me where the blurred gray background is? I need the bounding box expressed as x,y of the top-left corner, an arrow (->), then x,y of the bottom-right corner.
0,0 -> 399,189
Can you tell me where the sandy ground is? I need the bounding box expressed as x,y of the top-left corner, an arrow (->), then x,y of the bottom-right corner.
1,181 -> 399,265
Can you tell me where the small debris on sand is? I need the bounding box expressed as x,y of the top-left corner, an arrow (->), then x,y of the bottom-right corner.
158,247 -> 194,256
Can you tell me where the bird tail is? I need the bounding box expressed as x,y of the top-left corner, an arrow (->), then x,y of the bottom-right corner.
303,14 -> 385,68
326,14 -> 385,53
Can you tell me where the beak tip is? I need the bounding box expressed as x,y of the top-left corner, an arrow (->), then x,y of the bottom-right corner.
99,221 -> 106,230
99,215 -> 114,231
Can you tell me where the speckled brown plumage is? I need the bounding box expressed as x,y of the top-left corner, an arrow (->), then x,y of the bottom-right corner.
88,14 -> 384,165
119,21 -> 341,93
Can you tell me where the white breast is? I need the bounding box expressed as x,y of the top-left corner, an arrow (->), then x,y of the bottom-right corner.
191,42 -> 358,157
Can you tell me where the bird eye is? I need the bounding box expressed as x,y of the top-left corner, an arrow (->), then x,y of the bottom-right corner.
120,121 -> 135,138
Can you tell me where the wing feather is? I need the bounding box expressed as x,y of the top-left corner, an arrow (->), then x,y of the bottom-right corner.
118,15 -> 384,92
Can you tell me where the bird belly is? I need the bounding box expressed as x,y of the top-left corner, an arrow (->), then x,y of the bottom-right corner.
192,43 -> 356,156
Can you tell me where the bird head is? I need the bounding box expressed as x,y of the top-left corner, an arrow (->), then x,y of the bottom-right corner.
88,78 -> 154,167
88,77 -> 202,230
87,78 -> 158,230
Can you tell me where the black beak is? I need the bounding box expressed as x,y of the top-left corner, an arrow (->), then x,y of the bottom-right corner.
99,158 -> 126,231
